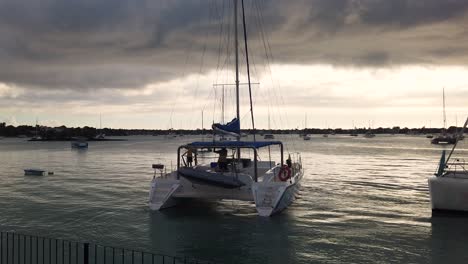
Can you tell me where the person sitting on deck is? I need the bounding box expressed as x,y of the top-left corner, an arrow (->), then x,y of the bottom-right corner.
215,148 -> 228,171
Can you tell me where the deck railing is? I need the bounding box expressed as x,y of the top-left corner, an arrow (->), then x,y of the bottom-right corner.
0,232 -> 214,264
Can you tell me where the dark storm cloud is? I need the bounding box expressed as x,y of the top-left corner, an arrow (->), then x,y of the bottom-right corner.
1,0 -> 468,91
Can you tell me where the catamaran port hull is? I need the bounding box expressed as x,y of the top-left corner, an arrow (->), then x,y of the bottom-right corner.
149,169 -> 303,217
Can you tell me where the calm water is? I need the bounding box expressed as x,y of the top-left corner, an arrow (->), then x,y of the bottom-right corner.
0,135 -> 467,263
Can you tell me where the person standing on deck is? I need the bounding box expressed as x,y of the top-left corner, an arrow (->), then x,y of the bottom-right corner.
186,148 -> 194,167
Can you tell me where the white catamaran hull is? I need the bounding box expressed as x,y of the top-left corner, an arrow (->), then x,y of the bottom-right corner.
149,167 -> 303,217
252,172 -> 302,216
428,175 -> 468,212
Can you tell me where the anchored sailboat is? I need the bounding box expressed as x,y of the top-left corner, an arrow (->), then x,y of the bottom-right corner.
148,0 -> 303,216
428,116 -> 468,212
303,114 -> 311,140
94,114 -> 106,140
431,88 -> 456,144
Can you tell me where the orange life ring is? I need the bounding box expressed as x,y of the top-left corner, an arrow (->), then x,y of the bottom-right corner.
278,165 -> 291,181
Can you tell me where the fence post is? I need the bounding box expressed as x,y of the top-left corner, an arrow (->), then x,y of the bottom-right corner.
83,243 -> 89,264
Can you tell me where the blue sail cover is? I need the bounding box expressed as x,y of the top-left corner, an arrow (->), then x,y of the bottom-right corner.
212,118 -> 240,137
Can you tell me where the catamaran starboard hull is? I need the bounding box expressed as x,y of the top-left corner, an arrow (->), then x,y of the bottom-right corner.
253,180 -> 302,217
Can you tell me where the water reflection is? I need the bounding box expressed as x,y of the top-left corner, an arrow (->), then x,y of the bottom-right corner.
149,201 -> 298,263
430,214 -> 468,264
0,135 -> 466,263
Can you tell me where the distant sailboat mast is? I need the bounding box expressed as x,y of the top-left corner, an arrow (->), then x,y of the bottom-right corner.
443,87 -> 446,131
234,0 -> 240,131
305,113 -> 307,130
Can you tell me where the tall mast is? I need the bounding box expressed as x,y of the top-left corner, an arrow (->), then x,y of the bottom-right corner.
221,85 -> 225,123
202,110 -> 204,142
234,0 -> 240,126
241,0 -> 255,141
443,87 -> 446,130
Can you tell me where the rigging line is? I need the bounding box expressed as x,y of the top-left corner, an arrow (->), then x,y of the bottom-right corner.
254,0 -> 297,152
215,0 -> 226,85
241,0 -> 256,140
191,0 -> 212,129
218,0 -> 232,90
256,13 -> 289,139
167,38 -> 194,130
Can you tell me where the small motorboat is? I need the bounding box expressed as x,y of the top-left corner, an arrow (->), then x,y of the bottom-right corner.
71,137 -> 89,149
24,169 -> 46,176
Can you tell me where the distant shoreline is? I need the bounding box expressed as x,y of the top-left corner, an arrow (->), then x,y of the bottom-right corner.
0,122 -> 465,139
27,138 -> 128,142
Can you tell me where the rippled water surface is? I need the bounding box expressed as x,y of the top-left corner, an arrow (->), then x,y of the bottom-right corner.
1,135 -> 467,263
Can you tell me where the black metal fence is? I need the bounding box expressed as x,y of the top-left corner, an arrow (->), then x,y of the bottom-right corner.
0,232 -> 214,264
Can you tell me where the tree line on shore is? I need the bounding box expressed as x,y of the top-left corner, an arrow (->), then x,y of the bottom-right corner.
0,122 -> 463,140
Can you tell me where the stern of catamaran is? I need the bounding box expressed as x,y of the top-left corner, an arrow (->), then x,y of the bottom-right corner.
252,152 -> 303,216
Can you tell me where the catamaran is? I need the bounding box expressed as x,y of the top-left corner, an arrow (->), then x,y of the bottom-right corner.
148,0 -> 303,216
428,116 -> 468,213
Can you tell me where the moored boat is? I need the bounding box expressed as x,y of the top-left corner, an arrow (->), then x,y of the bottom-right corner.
71,137 -> 89,149
148,0 -> 303,216
24,169 -> 46,176
431,88 -> 456,145
149,141 -> 303,216
429,117 -> 468,213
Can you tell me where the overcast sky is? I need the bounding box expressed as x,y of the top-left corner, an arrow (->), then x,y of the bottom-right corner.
1,0 -> 468,129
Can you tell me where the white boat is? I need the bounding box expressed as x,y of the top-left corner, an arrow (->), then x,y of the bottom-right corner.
428,117 -> 468,213
149,141 -> 303,216
30,118 -> 42,141
301,113 -> 308,138
71,137 -> 88,149
95,114 -> 106,139
149,1 -> 303,216
363,131 -> 375,138
264,109 -> 274,140
364,121 -> 375,138
431,88 -> 456,145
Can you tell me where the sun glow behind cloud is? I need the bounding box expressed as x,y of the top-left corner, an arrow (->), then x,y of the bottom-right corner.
1,64 -> 467,129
